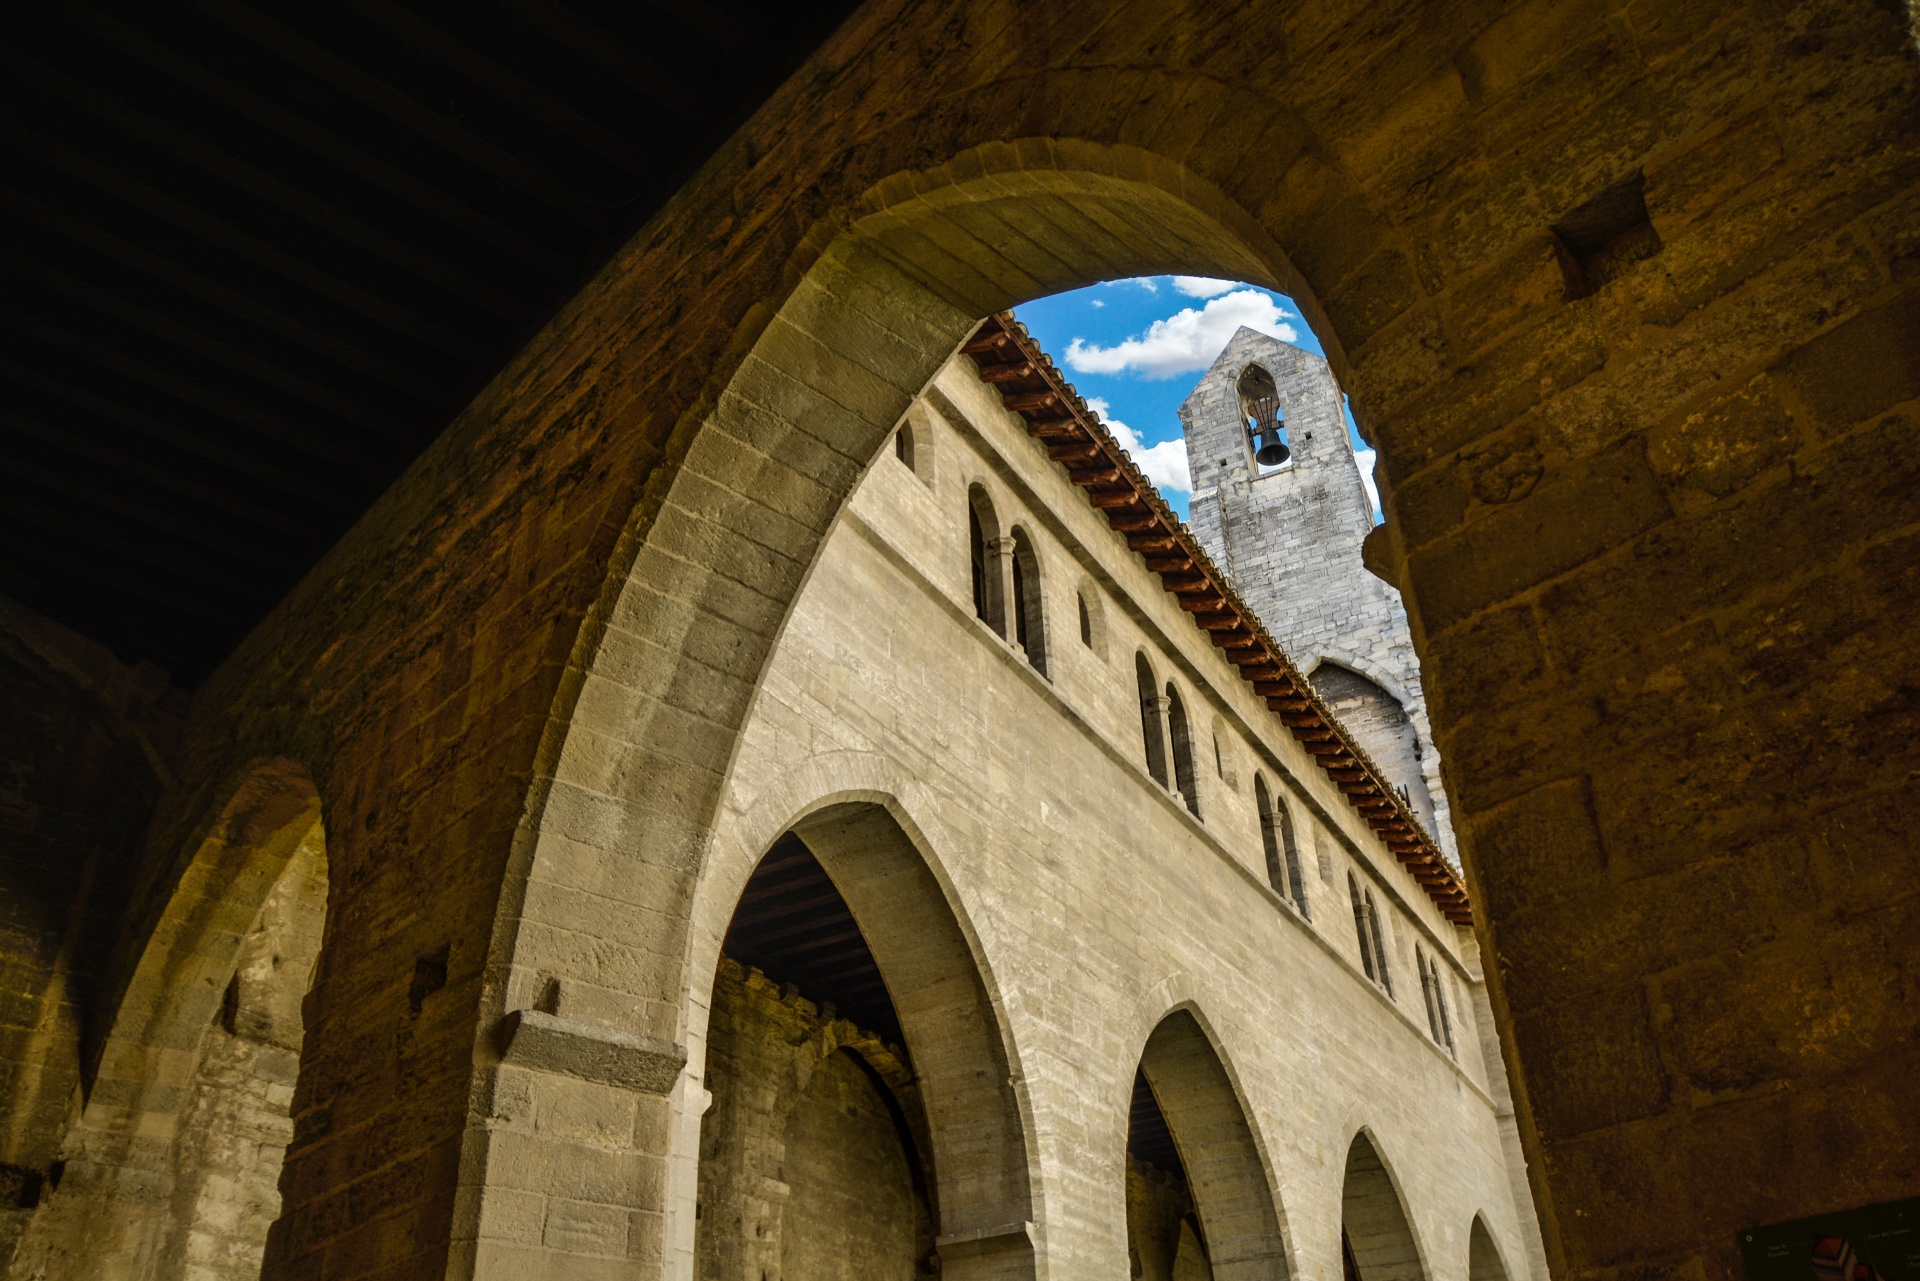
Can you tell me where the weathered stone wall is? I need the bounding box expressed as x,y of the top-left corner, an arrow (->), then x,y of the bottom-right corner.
0,2 -> 1905,1277
1182,330 -> 1454,858
7,804 -> 326,1281
683,360 -> 1535,1281
0,596 -> 183,1269
696,959 -> 923,1281
154,824 -> 327,1281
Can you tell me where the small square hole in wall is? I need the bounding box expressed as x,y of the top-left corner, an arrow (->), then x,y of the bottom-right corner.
1550,170 -> 1662,301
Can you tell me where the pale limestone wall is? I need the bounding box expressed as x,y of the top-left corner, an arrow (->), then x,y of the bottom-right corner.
1181,330 -> 1456,861
696,962 -> 922,1281
677,355 -> 1541,1281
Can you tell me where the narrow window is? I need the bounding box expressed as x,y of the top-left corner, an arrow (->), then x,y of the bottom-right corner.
969,504 -> 987,622
1166,684 -> 1200,819
1277,805 -> 1308,918
1136,654 -> 1168,787
1256,776 -> 1287,900
1213,735 -> 1223,778
1349,873 -> 1376,981
1078,593 -> 1092,647
1366,891 -> 1393,997
1436,966 -> 1455,1054
1011,541 -> 1029,651
1009,527 -> 1047,675
967,485 -> 1004,636
1420,950 -> 1442,1043
895,423 -> 915,469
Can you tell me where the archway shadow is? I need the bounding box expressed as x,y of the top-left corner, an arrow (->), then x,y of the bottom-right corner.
1135,1008 -> 1291,1281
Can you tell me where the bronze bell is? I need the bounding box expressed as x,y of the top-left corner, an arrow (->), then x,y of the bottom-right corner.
1248,395 -> 1290,466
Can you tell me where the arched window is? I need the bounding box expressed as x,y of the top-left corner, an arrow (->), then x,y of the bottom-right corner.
967,485 -> 1004,636
895,422 -> 915,469
1418,950 -> 1454,1053
1255,775 -> 1287,899
1165,683 -> 1200,818
1075,584 -> 1106,658
1277,802 -> 1308,917
1236,362 -> 1290,472
1136,654 -> 1168,787
1309,662 -> 1436,833
1419,950 -> 1441,1042
1009,525 -> 1047,675
1349,873 -> 1377,982
1366,889 -> 1393,997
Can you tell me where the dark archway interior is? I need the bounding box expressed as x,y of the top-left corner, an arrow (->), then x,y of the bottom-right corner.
1129,1070 -> 1185,1179
720,831 -> 901,1045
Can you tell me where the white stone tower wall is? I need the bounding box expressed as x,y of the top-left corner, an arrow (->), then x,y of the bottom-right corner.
1180,328 -> 1457,862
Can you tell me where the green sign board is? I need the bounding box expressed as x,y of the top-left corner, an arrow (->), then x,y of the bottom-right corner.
1740,1200 -> 1920,1281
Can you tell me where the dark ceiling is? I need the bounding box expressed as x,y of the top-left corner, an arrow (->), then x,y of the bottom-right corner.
723,833 -> 903,1045
2,0 -> 861,684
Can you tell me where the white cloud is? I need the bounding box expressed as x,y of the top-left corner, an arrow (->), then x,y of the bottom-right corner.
1090,299 -> 1105,308
1355,448 -> 1383,523
1172,276 -> 1237,297
1087,397 -> 1191,495
1063,290 -> 1299,378
1100,277 -> 1158,293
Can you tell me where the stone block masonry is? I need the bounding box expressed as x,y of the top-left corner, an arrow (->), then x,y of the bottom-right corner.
1182,329 -> 1457,860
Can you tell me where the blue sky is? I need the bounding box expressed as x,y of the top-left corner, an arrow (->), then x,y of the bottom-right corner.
1011,277 -> 1378,523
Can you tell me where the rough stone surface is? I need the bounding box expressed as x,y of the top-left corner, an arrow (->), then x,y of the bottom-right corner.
695,961 -> 923,1281
1183,329 -> 1455,859
499,1011 -> 687,1095
0,597 -> 184,1267
0,2 -> 1912,1278
667,362 -> 1534,1281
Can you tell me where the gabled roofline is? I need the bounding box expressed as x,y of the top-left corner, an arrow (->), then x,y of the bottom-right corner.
962,313 -> 1472,926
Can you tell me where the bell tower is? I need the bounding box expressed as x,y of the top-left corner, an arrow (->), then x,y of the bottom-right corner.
1179,328 -> 1457,860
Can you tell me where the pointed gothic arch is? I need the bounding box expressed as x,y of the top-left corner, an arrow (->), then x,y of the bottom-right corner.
1132,1008 -> 1291,1281
1468,1214 -> 1512,1281
1341,1131 -> 1427,1281
695,800 -> 1037,1280
13,759 -> 329,1281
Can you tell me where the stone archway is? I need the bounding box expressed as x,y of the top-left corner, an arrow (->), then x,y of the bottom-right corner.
1132,1008 -> 1292,1281
1468,1214 -> 1512,1281
465,145 -> 1300,1277
693,802 -> 1036,1281
161,6 -> 1919,1277
13,760 -> 327,1281
1341,1131 -> 1426,1281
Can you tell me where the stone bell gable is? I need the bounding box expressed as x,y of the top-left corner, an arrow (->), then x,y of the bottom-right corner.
1179,327 -> 1456,860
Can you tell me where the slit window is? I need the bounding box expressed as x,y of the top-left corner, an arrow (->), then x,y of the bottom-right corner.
1419,949 -> 1456,1055
1009,526 -> 1047,675
1137,655 -> 1168,787
967,485 -> 1005,636
1367,890 -> 1393,997
1166,684 -> 1200,819
1256,776 -> 1286,900
1349,873 -> 1376,981
1278,803 -> 1308,917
